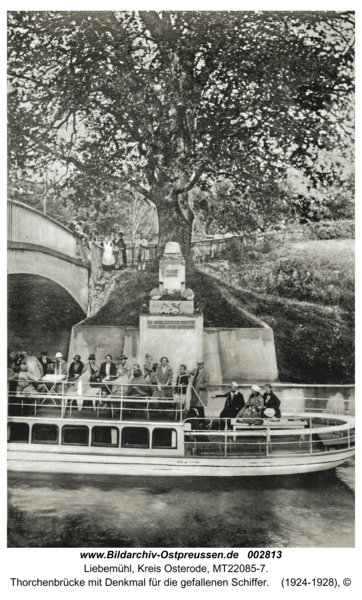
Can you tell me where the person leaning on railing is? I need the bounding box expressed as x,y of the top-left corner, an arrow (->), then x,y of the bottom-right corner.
188,360 -> 209,420
214,382 -> 245,429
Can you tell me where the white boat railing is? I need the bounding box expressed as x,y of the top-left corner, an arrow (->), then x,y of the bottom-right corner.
7,379 -> 355,423
183,413 -> 355,458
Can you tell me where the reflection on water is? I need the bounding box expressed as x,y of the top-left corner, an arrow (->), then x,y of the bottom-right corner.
8,460 -> 354,548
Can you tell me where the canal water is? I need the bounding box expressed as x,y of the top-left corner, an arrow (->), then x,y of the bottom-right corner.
8,460 -> 354,548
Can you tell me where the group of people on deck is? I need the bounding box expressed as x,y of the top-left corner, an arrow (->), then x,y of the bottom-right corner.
8,349 -> 281,424
99,355 -> 209,419
7,350 -> 88,394
216,383 -> 281,428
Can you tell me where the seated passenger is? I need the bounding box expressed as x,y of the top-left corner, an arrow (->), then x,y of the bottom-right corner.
236,385 -> 263,419
261,384 -> 281,418
124,369 -> 153,398
116,354 -> 130,377
20,351 -> 43,379
215,382 -> 245,427
38,351 -> 54,376
68,355 -> 84,381
16,362 -> 39,394
111,366 -> 132,395
98,354 -> 117,381
122,368 -> 152,420
53,352 -> 68,377
82,354 -> 100,383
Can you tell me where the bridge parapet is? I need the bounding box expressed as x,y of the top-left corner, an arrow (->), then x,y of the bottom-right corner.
8,200 -> 79,259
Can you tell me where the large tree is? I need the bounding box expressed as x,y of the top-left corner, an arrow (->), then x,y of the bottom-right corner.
8,11 -> 354,255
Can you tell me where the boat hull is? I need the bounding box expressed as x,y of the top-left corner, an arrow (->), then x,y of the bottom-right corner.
7,447 -> 354,477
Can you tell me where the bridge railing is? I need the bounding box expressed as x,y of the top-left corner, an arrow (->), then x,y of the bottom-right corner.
8,200 -> 79,259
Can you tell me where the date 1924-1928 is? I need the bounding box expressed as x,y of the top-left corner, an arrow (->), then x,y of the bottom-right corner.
282,578 -> 339,588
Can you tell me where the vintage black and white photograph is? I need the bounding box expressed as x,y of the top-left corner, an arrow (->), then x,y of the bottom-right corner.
7,9 -> 355,550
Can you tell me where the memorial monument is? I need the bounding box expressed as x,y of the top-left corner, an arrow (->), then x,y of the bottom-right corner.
139,242 -> 204,371
68,240 -> 279,383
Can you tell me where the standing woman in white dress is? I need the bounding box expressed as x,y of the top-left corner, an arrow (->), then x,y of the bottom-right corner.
138,231 -> 149,271
102,236 -> 116,271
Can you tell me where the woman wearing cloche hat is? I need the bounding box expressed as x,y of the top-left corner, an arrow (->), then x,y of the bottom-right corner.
68,354 -> 84,382
236,384 -> 264,419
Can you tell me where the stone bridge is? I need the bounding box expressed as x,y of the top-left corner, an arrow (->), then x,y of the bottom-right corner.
7,200 -> 102,314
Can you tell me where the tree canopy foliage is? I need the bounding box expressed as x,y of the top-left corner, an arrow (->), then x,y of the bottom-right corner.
8,10 -> 354,253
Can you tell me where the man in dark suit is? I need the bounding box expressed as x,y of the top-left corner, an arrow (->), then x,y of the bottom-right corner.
215,382 -> 245,429
113,231 -> 127,269
98,354 -> 117,393
38,351 -> 54,376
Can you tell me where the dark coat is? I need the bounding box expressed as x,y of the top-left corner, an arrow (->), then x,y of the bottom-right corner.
219,391 -> 245,419
68,360 -> 85,380
99,361 -> 117,380
190,367 -> 210,407
262,391 -> 281,418
38,356 -> 54,376
174,373 -> 189,395
125,375 -> 153,398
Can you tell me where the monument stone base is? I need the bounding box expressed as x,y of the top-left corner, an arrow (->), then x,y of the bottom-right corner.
139,314 -> 204,372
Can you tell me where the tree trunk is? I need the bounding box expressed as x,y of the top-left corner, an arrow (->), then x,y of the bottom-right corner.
154,187 -> 194,259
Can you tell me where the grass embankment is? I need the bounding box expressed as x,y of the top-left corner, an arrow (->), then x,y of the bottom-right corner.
200,239 -> 355,384
222,239 -> 354,314
84,266 -> 259,329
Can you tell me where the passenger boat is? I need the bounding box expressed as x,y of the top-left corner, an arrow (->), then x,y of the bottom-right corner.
7,380 -> 355,477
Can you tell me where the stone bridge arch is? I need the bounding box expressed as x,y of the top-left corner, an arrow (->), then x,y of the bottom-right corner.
7,200 -> 101,313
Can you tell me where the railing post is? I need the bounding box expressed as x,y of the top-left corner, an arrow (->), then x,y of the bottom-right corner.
266,420 -> 270,456
347,426 -> 350,449
224,425 -> 227,457
309,420 -> 313,454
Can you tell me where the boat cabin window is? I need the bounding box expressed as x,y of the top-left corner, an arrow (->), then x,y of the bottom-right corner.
92,426 -> 119,447
32,424 -> 59,445
152,428 -> 177,449
121,427 -> 149,449
62,425 -> 89,446
8,422 -> 29,443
